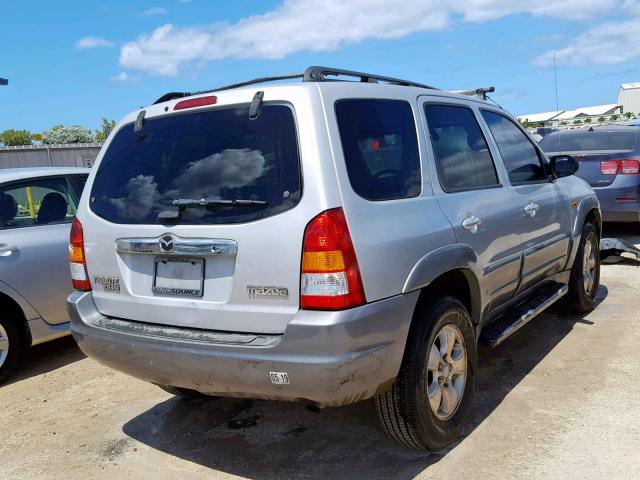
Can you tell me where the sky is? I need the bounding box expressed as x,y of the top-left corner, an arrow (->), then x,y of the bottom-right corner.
3,0 -> 640,134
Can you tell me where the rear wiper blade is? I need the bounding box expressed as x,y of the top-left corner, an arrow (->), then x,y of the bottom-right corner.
158,198 -> 268,221
173,198 -> 268,208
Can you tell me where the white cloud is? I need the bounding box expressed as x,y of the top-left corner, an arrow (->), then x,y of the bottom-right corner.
119,0 -> 621,76
76,36 -> 114,49
535,17 -> 640,67
110,72 -> 129,82
142,7 -> 168,16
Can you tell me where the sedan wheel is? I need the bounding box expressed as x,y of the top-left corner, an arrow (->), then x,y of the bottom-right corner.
0,324 -> 9,369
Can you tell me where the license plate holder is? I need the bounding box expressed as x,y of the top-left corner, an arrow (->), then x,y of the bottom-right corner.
153,257 -> 204,297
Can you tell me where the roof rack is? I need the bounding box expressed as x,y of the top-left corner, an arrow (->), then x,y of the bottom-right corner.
153,66 -> 439,104
450,86 -> 495,100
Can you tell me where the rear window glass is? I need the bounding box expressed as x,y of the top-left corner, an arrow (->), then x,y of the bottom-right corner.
540,130 -> 637,152
89,104 -> 301,225
335,99 -> 421,201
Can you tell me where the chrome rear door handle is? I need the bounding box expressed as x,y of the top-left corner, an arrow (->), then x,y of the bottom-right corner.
0,244 -> 16,257
524,202 -> 540,217
462,215 -> 481,233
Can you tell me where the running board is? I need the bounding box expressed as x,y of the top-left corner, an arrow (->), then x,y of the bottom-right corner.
481,284 -> 568,348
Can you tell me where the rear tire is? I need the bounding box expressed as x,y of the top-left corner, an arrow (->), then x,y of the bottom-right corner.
563,222 -> 600,313
375,296 -> 476,451
0,313 -> 24,386
158,385 -> 211,400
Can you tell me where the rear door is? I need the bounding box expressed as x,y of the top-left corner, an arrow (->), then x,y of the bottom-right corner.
0,175 -> 83,325
420,99 -> 523,307
481,110 -> 572,292
84,102 -> 309,334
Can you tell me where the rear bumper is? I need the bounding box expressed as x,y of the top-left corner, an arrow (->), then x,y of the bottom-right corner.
595,178 -> 640,222
67,290 -> 419,406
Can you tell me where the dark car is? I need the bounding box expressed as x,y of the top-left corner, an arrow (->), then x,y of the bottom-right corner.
540,127 -> 640,222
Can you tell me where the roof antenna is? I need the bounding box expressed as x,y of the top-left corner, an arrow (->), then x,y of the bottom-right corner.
249,91 -> 264,119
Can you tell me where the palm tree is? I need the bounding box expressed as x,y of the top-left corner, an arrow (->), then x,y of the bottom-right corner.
624,112 -> 634,120
610,114 -> 620,121
573,119 -> 583,125
584,118 -> 592,124
597,116 -> 606,123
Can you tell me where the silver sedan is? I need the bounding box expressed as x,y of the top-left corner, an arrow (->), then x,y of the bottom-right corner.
0,167 -> 89,384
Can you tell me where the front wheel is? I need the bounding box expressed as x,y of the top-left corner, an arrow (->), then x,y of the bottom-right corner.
375,296 -> 476,451
563,222 -> 600,313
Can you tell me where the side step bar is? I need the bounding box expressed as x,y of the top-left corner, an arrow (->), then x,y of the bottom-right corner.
481,284 -> 568,348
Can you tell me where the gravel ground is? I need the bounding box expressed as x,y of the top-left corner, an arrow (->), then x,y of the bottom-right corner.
1,225 -> 639,480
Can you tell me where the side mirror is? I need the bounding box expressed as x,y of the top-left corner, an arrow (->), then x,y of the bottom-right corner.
550,155 -> 579,178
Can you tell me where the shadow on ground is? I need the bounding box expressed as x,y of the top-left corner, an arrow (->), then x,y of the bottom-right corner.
123,285 -> 608,480
5,335 -> 85,386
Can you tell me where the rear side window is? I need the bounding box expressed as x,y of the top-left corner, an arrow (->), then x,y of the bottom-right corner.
335,99 -> 421,201
90,104 -> 301,225
424,104 -> 499,192
540,130 -> 637,152
482,110 -> 547,184
0,176 -> 79,230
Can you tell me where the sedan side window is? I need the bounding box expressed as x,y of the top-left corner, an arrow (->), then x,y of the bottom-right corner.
0,177 -> 80,230
482,110 -> 547,184
424,104 -> 500,192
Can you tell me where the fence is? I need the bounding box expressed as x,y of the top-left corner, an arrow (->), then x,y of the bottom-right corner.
0,143 -> 103,169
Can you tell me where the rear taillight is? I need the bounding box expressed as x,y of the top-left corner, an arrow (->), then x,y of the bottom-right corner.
601,159 -> 640,175
300,208 -> 365,310
69,218 -> 91,291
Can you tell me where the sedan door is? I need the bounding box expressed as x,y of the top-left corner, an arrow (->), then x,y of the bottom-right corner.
481,110 -> 572,292
0,175 -> 84,325
420,100 -> 523,308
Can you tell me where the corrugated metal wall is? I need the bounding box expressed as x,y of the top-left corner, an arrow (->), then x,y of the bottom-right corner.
0,144 -> 102,169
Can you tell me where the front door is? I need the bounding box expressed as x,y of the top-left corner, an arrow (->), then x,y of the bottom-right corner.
480,110 -> 572,292
420,99 -> 523,309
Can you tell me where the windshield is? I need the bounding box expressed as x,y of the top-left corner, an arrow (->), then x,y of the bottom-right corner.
540,130 -> 637,152
90,104 -> 301,225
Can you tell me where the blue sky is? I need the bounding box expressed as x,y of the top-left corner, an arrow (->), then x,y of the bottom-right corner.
2,0 -> 640,134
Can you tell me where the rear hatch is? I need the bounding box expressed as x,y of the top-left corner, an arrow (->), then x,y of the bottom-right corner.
84,99 -> 308,334
540,129 -> 639,187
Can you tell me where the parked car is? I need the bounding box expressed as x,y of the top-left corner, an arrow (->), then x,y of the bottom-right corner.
0,167 -> 90,384
540,126 -> 640,222
67,67 -> 601,451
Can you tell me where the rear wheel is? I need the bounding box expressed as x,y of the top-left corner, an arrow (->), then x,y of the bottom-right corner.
563,222 -> 600,313
375,296 -> 476,451
0,313 -> 24,385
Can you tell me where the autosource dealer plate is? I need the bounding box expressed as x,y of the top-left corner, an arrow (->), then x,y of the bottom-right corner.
153,257 -> 204,297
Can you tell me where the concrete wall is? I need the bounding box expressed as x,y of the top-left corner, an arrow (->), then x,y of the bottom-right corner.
0,143 -> 102,169
619,88 -> 640,115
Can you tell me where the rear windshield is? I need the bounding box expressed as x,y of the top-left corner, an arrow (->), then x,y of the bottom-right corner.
90,104 -> 301,225
540,130 -> 637,152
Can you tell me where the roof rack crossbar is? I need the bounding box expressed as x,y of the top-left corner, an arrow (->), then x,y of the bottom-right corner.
450,86 -> 495,100
303,66 -> 437,89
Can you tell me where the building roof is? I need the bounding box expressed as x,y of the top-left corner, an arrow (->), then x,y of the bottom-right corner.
555,104 -> 620,120
516,110 -> 563,122
620,82 -> 640,90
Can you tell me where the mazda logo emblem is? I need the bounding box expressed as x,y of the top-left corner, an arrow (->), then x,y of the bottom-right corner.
159,234 -> 175,253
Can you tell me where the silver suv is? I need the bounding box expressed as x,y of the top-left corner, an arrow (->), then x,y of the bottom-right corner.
67,67 -> 601,451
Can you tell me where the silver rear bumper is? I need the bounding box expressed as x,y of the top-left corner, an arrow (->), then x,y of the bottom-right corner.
67,290 -> 418,406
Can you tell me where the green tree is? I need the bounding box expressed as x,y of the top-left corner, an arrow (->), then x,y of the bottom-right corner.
609,114 -> 620,122
42,124 -> 94,144
584,118 -> 592,124
0,129 -> 33,146
573,119 -> 582,125
560,121 -> 568,126
597,116 -> 606,123
624,112 -> 634,120
95,118 -> 116,142
519,118 -> 531,128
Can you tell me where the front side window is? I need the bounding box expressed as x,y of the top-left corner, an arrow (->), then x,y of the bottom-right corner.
0,177 -> 79,230
90,104 -> 301,225
335,99 -> 421,201
424,104 -> 499,192
482,110 -> 547,184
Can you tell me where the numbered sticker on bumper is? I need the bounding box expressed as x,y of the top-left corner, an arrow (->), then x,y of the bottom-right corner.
269,372 -> 290,385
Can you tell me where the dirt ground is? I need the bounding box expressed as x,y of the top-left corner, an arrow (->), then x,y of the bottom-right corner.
1,224 -> 639,480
